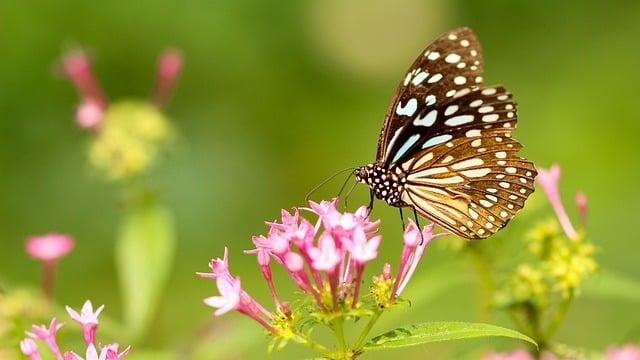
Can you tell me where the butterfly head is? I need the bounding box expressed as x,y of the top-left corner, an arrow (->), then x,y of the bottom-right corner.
355,164 -> 406,206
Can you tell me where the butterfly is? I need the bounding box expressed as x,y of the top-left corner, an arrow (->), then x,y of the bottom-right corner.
354,27 -> 537,240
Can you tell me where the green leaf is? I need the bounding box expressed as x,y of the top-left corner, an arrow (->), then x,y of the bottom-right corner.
583,270 -> 640,303
363,321 -> 536,351
116,196 -> 176,341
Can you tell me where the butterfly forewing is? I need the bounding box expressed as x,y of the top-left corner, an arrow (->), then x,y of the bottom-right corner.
377,27 -> 484,165
370,27 -> 537,240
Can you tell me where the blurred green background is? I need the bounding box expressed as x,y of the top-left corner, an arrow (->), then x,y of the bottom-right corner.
1,0 -> 639,358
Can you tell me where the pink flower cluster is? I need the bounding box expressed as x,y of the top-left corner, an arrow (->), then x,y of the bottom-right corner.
61,49 -> 182,130
20,300 -> 130,360
198,199 -> 439,332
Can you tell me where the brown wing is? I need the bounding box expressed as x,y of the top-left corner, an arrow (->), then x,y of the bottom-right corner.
376,27 -> 485,165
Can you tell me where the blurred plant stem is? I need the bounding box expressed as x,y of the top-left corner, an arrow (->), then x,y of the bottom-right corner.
543,290 -> 573,341
116,179 -> 176,342
41,261 -> 55,301
464,243 -> 495,322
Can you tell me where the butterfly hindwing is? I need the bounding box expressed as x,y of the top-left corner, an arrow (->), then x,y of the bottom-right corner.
400,132 -> 536,239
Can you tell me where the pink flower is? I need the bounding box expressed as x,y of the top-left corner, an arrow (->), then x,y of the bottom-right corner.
153,49 -> 182,109
483,349 -> 535,360
66,300 -> 105,346
393,221 -> 437,297
199,249 -> 275,333
606,344 -> 640,360
26,233 -> 74,262
204,277 -> 242,316
536,164 -> 578,240
20,338 -> 42,360
343,227 -> 381,265
307,232 -> 341,273
27,318 -> 64,360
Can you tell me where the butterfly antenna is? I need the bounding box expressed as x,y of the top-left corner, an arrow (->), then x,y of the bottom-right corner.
305,166 -> 358,203
342,178 -> 359,210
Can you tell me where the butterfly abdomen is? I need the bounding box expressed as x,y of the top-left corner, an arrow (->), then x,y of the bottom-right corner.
355,164 -> 407,206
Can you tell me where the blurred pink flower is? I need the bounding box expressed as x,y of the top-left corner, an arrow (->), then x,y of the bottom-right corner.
66,300 -> 104,346
25,302 -> 130,360
153,49 -> 183,109
483,349 -> 535,360
536,164 -> 578,240
20,338 -> 41,360
63,343 -> 131,360
27,318 -> 64,360
606,344 -> 640,360
26,233 -> 74,262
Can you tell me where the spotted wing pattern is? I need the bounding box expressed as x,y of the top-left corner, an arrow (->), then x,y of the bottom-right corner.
374,28 -> 536,239
377,27 -> 484,165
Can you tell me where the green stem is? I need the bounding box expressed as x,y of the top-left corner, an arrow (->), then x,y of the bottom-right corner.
353,310 -> 382,352
296,334 -> 334,358
332,318 -> 347,354
543,290 -> 574,341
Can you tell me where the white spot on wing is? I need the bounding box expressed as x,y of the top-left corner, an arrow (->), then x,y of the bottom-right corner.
428,73 -> 443,83
396,98 -> 418,116
444,105 -> 459,116
414,109 -> 438,127
461,168 -> 491,177
454,76 -> 466,85
411,71 -> 429,86
451,158 -> 484,170
445,115 -> 474,126
427,51 -> 440,60
422,134 -> 453,148
425,94 -> 436,106
445,53 -> 461,63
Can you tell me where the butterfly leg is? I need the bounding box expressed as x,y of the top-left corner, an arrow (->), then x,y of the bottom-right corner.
399,208 -> 406,231
367,189 -> 375,215
413,207 -> 425,245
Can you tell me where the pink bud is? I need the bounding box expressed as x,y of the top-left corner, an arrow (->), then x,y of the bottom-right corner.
575,191 -> 587,227
61,50 -> 107,108
26,233 -> 74,262
382,263 -> 392,280
153,49 -> 183,109
20,338 -> 41,360
75,100 -> 104,131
